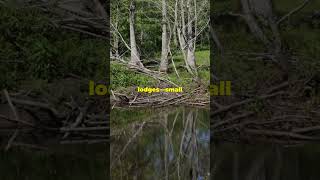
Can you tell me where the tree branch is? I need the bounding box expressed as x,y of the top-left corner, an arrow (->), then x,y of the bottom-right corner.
277,0 -> 311,25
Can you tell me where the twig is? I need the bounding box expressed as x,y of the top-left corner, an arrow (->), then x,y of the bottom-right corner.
60,139 -> 109,144
3,90 -> 20,121
0,114 -> 34,127
211,99 -> 224,109
60,126 -> 109,132
212,112 -> 255,128
265,81 -> 289,94
129,94 -> 138,106
10,98 -> 65,118
169,47 -> 181,79
292,126 -> 320,134
111,121 -> 146,169
158,94 -> 184,104
211,91 -> 284,116
110,89 -> 117,101
245,129 -> 320,140
3,89 -> 21,151
186,102 -> 209,106
85,121 -> 108,125
130,65 -> 179,87
12,142 -> 48,150
62,111 -> 84,139
61,25 -> 107,39
277,0 -> 311,25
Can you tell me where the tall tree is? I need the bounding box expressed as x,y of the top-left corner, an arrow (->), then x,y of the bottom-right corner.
111,0 -> 120,60
159,0 -> 169,72
128,0 -> 144,68
175,0 -> 208,77
186,0 -> 197,76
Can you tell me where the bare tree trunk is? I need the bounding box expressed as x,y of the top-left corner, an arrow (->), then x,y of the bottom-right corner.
241,0 -> 289,80
186,0 -> 197,76
210,26 -> 224,54
113,2 -> 120,59
176,0 -> 191,74
159,0 -> 169,72
176,0 -> 197,76
128,0 -> 144,68
240,0 -> 270,46
177,0 -> 187,59
92,0 -> 108,19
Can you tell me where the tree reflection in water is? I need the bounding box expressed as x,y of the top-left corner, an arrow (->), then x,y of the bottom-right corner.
211,142 -> 320,180
111,107 -> 210,180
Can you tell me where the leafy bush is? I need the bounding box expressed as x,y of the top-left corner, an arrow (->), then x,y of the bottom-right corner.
0,6 -> 108,89
111,62 -> 157,89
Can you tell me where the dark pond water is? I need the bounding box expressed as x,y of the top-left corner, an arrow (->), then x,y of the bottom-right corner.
111,107 -> 210,180
0,144 -> 108,180
211,143 -> 320,180
2,106 -> 320,180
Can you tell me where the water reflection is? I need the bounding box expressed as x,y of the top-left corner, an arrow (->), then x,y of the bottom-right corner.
211,142 -> 320,180
111,107 -> 210,180
0,144 -> 108,180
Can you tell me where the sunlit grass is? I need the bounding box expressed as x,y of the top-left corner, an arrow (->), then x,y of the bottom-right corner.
111,50 -> 210,90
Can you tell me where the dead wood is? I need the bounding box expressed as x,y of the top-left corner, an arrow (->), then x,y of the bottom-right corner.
112,86 -> 209,108
10,98 -> 66,118
0,89 -> 109,150
244,129 -> 320,140
212,78 -> 320,144
211,91 -> 285,116
3,89 -> 21,151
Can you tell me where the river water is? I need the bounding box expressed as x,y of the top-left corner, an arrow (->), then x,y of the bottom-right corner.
111,107 -> 210,180
211,142 -> 320,180
2,107 -> 320,179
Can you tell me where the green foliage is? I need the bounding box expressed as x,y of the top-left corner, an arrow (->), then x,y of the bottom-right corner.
112,0 -> 209,59
112,0 -> 163,58
169,50 -> 210,86
0,6 -> 108,90
111,62 -> 157,89
212,0 -> 320,94
111,50 -> 209,92
274,0 -> 320,14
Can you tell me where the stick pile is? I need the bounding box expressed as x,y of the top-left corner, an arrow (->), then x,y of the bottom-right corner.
0,89 -> 109,150
212,80 -> 320,145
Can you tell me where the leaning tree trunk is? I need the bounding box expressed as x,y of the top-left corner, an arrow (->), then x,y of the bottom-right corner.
241,0 -> 289,80
241,0 -> 282,51
240,0 -> 270,46
210,26 -> 224,54
159,0 -> 169,72
128,0 -> 144,68
175,0 -> 198,76
176,0 -> 193,75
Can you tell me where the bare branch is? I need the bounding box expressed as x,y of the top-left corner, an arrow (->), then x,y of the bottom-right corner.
277,0 -> 311,25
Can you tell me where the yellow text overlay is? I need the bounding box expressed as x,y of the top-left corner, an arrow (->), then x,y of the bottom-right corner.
137,87 -> 183,93
210,81 -> 231,96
